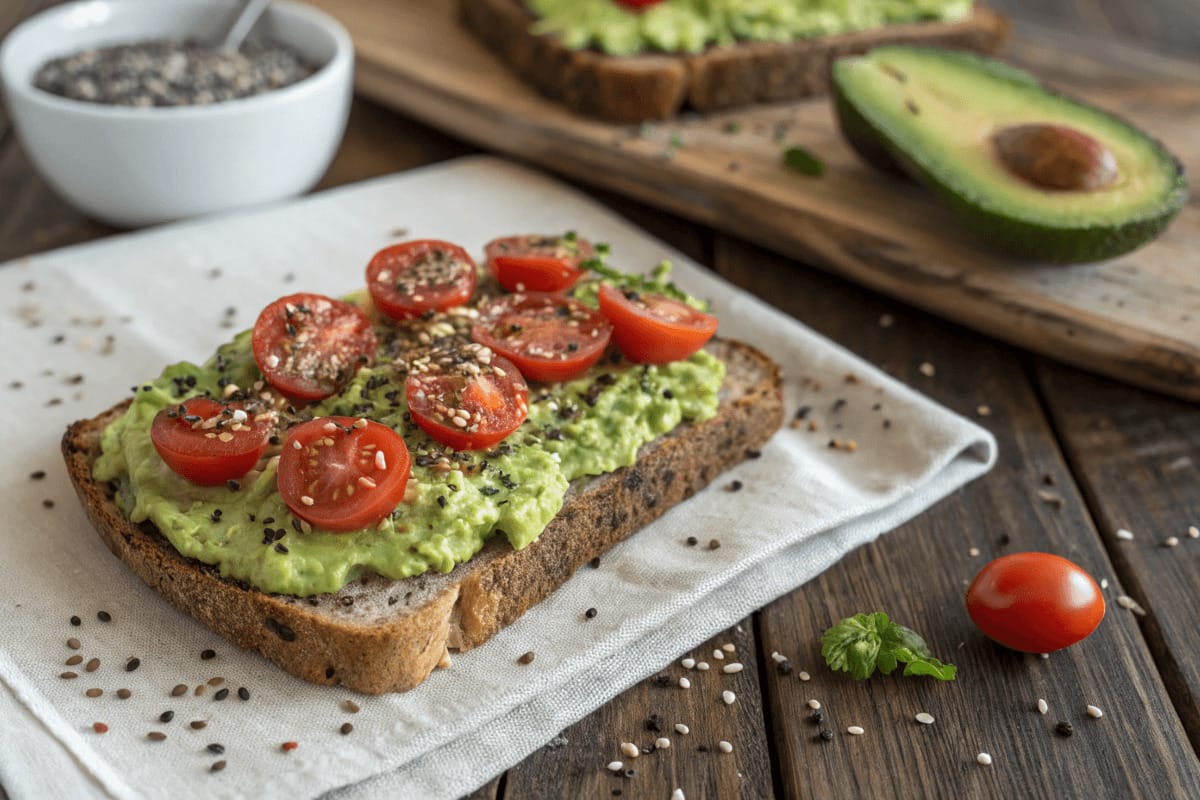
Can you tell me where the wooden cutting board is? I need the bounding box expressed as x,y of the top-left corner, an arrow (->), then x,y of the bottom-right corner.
306,0 -> 1200,401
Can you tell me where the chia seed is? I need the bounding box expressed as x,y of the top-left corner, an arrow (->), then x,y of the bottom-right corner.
34,39 -> 314,108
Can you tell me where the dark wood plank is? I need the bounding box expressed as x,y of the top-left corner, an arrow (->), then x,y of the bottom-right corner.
503,622 -> 775,800
1036,362 -> 1200,748
462,776 -> 501,800
991,0 -> 1200,55
711,236 -> 1200,798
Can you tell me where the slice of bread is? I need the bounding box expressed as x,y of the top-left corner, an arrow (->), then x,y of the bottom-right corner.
62,339 -> 783,694
459,0 -> 1010,122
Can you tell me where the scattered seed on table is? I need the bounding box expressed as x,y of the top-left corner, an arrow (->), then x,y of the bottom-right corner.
1037,699 -> 1049,715
97,611 -> 112,622
675,723 -> 690,735
819,729 -> 833,742
281,741 -> 298,753
976,752 -> 993,766
67,638 -> 81,650
722,691 -> 736,705
195,684 -> 206,697
201,649 -> 216,660
847,726 -> 865,736
1055,721 -> 1074,737
968,547 -> 981,557
1100,578 -> 1109,589
126,658 -> 140,672
1164,536 -> 1180,548
778,661 -> 793,675
1189,526 -> 1199,539
190,720 -> 207,730
207,676 -> 224,686
879,314 -> 895,328
585,607 -> 598,619
1086,705 -> 1104,719
117,689 -> 131,699
712,649 -> 724,661
60,671 -> 78,679
159,710 -> 175,723
214,688 -> 229,701
86,688 -> 103,698
171,684 -> 188,697
340,722 -> 353,735
70,616 -> 81,627
679,677 -> 691,689
697,662 -> 710,672
722,643 -> 736,653
919,362 -> 936,377
43,499 -> 55,509
620,742 -> 639,759
672,789 -> 685,800
722,663 -> 744,674
808,699 -> 821,710
92,722 -> 108,734
810,710 -> 824,724
343,699 -> 360,713
1116,528 -> 1134,541
66,655 -> 83,666
718,740 -> 733,753
708,539 -> 721,550
607,761 -> 623,772
915,713 -> 935,725
147,732 -> 167,742
681,658 -> 695,669
686,536 -> 698,546
237,687 -> 250,701
517,651 -> 535,665
655,737 -> 670,750
207,743 -> 225,755
798,670 -> 811,681
85,658 -> 100,672
211,760 -> 227,773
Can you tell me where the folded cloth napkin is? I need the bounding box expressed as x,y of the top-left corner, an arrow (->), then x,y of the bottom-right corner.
0,157 -> 995,800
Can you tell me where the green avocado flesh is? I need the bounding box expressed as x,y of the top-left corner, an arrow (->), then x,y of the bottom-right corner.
93,285 -> 723,597
527,0 -> 971,57
832,47 -> 1188,262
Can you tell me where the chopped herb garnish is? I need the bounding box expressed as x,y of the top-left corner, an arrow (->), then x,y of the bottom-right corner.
783,146 -> 824,177
821,612 -> 956,681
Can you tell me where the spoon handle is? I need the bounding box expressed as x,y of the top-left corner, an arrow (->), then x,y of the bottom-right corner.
222,0 -> 272,51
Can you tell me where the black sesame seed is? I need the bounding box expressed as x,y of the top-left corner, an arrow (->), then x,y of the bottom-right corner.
97,611 -> 112,622
584,607 -> 598,619
30,470 -> 46,480
819,729 -> 834,741
645,714 -> 663,733
226,479 -> 240,492
624,768 -> 636,777
207,743 -> 225,754
126,657 -> 140,672
274,543 -> 289,554
810,710 -> 824,724
70,615 -> 81,627
686,536 -> 698,546
159,710 -> 175,723
1055,721 -> 1074,737
214,688 -> 229,701
778,661 -> 793,675
589,557 -> 601,569
652,674 -> 672,688
340,722 -> 354,735
200,649 -> 216,660
43,499 -> 55,509
238,687 -> 250,701
727,480 -> 743,492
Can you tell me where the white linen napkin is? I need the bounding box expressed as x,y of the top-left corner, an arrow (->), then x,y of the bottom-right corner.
0,157 -> 995,800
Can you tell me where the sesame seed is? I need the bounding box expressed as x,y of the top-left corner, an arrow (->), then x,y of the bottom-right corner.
968,547 -> 981,557
679,677 -> 691,689
675,723 -> 690,735
159,710 -> 175,723
147,732 -> 167,741
879,313 -> 894,327
712,649 -> 724,660
66,655 -> 82,666
210,760 -> 227,773
97,611 -> 111,622
696,662 -> 710,671
195,684 -> 205,697
718,740 -> 734,753
1164,536 -> 1180,548
69,615 -> 81,626
847,726 -> 864,736
85,658 -> 100,672
300,495 -> 314,506
722,663 -> 744,674
190,720 -> 207,730
585,607 -> 597,619
126,657 -> 140,672
672,790 -> 685,800
607,761 -> 624,772
722,690 -> 736,705
1116,528 -> 1134,540
976,405 -> 992,416
517,651 -> 535,665
343,699 -> 360,713
770,652 -> 786,663
60,671 -> 78,679
1116,595 -> 1146,615
1100,578 -> 1109,589
1086,705 -> 1104,718
214,688 -> 229,701
171,684 -> 188,697
655,737 -> 670,750
1189,526 -> 1199,539
915,713 -> 935,725
722,643 -> 736,653
375,451 -> 387,470
117,689 -> 131,699
200,649 -> 216,660
67,638 -> 81,650
340,722 -> 354,735
681,658 -> 695,669
86,688 -> 103,698
1037,699 -> 1048,715
807,699 -> 821,710
238,687 -> 250,701
976,753 -> 993,766
1055,721 -> 1074,737
207,743 -> 225,755
918,362 -> 935,377
620,742 -> 639,759
798,671 -> 811,681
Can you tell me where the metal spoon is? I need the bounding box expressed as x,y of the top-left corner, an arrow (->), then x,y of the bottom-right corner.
221,0 -> 272,52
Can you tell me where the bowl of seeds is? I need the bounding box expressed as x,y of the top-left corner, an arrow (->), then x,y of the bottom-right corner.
0,0 -> 353,227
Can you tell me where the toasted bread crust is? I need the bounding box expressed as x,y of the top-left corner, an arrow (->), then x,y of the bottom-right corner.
62,340 -> 782,694
459,0 -> 1010,122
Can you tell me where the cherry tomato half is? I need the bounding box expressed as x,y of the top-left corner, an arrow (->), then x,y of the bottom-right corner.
366,239 -> 478,321
150,397 -> 273,486
485,234 -> 594,293
252,293 -> 377,403
471,292 -> 612,383
406,344 -> 529,451
277,417 -> 411,532
614,0 -> 665,10
597,284 -> 717,364
965,552 -> 1105,653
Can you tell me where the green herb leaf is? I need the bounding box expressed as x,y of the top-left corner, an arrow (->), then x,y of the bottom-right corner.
821,612 -> 956,682
579,251 -> 707,311
783,146 -> 824,177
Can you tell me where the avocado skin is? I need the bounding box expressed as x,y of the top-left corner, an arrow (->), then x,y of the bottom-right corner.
832,49 -> 1189,264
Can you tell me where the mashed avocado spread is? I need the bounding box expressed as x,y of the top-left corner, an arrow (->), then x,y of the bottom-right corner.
93,274 -> 723,597
528,0 -> 972,57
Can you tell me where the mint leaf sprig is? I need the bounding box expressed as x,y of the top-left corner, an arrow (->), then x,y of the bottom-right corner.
821,612 -> 957,681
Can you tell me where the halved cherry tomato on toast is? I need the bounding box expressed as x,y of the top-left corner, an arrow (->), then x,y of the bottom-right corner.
150,397 -> 273,486
965,552 -> 1105,653
471,292 -> 612,383
277,417 -> 411,532
406,344 -> 529,451
597,284 -> 717,364
366,239 -> 478,321
485,234 -> 594,293
614,0 -> 664,10
252,293 -> 377,403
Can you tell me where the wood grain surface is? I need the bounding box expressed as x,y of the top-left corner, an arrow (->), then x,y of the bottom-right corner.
306,0 -> 1200,402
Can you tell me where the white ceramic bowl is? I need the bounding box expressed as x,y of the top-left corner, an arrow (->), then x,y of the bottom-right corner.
0,0 -> 353,227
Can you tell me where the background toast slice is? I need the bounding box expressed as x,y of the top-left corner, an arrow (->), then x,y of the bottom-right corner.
459,0 -> 1010,122
62,339 -> 783,694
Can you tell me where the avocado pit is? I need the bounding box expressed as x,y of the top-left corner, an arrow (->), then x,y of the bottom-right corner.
992,123 -> 1118,192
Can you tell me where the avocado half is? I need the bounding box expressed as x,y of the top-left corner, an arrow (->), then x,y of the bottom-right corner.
831,47 -> 1189,263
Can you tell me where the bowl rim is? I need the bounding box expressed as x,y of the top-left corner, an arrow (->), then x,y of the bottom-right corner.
0,0 -> 354,120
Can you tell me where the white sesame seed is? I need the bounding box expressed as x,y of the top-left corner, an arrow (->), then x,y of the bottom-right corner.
353,418 -> 368,429
1037,699 -> 1048,715
678,677 -> 691,689
1116,595 -> 1146,615
919,361 -> 936,377
655,737 -> 670,750
770,652 -> 787,663
323,421 -> 339,433
232,409 -> 248,423
1100,578 -> 1109,589
607,761 -> 623,772
847,726 -> 864,736
976,404 -> 992,416
375,451 -> 387,470
722,643 -> 736,653
681,658 -> 695,669
968,547 -> 981,557
1165,536 -> 1180,548
722,690 -> 736,705
722,663 -> 744,674
807,699 -> 821,710
300,495 -> 314,506
1116,528 -> 1134,540
879,313 -> 894,328
718,740 -> 733,753
620,742 -> 639,759
266,355 -> 280,368
1040,653 -> 1049,660
1189,526 -> 1199,539
915,713 -> 934,725
358,476 -> 377,490
712,649 -> 724,660
672,789 -> 685,800
674,723 -> 690,735
697,662 -> 710,671
1087,705 -> 1104,719
976,752 -> 993,766
292,440 -> 302,450
798,671 -> 811,681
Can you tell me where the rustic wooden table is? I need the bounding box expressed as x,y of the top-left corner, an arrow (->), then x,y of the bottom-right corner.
2,2 -> 1198,799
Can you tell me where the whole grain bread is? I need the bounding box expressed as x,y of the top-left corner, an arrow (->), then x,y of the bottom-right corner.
459,0 -> 1010,122
62,339 -> 782,694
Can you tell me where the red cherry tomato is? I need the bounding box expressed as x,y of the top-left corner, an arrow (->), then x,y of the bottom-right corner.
485,234 -> 594,293
252,293 -> 377,403
614,0 -> 665,9
277,417 -> 411,532
597,284 -> 717,364
471,292 -> 612,383
150,397 -> 273,486
366,239 -> 478,321
406,345 -> 529,451
965,552 -> 1105,653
